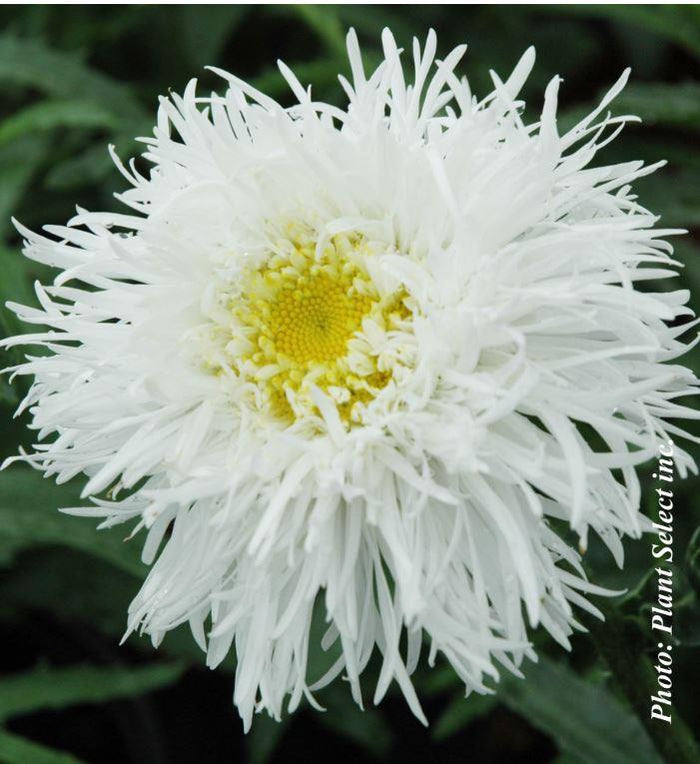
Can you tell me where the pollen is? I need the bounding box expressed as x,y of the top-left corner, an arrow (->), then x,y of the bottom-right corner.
222,228 -> 413,425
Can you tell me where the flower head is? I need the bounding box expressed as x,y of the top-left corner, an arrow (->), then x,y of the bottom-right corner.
3,29 -> 698,728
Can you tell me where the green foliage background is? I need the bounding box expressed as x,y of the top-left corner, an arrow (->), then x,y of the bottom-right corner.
0,5 -> 699,763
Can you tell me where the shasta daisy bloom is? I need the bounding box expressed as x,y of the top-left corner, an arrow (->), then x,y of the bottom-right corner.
2,28 -> 699,728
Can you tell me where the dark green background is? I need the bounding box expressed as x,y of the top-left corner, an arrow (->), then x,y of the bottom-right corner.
1,6 -> 699,763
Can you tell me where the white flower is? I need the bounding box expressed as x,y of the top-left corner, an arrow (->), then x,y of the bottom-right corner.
3,29 -> 698,729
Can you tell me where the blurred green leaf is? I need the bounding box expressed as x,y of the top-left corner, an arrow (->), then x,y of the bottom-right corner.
247,713 -> 291,764
613,83 -> 700,130
316,684 -> 394,758
293,5 -> 347,58
334,5 -> 418,49
583,606 -> 700,764
0,469 -> 146,577
0,547 -> 235,671
0,662 -> 183,722
177,6 -> 248,66
0,547 -> 135,629
0,135 -> 50,238
676,600 -> 700,647
0,99 -> 122,146
419,663 -> 461,696
0,246 -> 36,318
639,168 -> 700,228
0,537 -> 22,566
607,560 -> 700,649
44,142 -> 120,191
548,6 -> 700,58
686,525 -> 700,596
0,383 -> 17,406
432,692 -> 498,741
0,728 -> 85,764
0,34 -> 147,124
498,655 -> 663,764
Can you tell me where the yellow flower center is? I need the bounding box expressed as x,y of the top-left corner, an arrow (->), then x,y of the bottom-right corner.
268,270 -> 371,365
220,228 -> 412,425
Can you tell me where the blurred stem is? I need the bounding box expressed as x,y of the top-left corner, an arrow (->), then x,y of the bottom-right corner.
584,607 -> 700,764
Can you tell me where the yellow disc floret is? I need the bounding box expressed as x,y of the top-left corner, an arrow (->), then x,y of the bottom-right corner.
268,270 -> 372,364
221,227 -> 412,426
